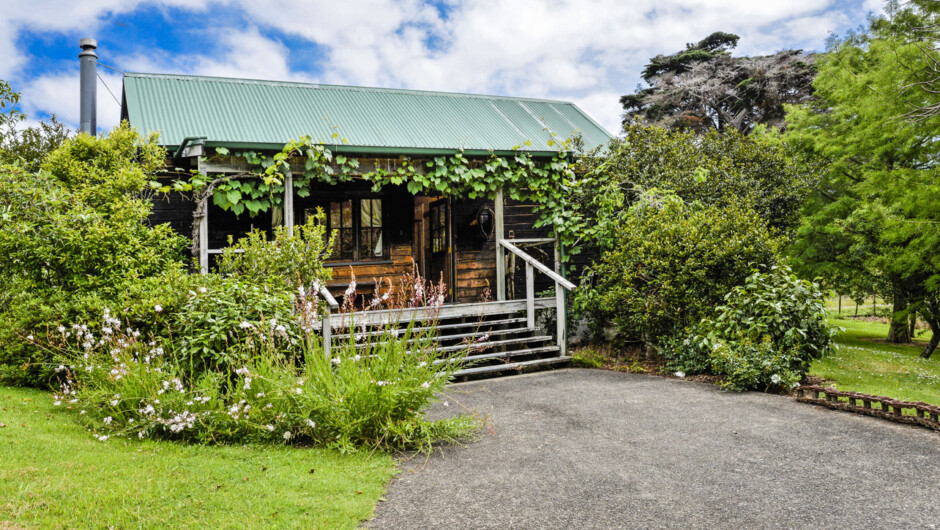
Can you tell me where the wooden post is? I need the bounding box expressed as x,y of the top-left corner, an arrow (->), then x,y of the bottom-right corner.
495,188 -> 506,301
554,235 -> 566,356
284,167 -> 294,237
322,312 -> 332,359
525,262 -> 535,329
197,157 -> 209,274
198,202 -> 209,274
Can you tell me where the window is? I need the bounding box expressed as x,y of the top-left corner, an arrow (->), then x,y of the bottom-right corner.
430,201 -> 447,254
306,198 -> 384,261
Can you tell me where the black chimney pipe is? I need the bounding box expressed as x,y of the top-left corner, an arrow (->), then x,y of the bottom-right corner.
79,38 -> 97,135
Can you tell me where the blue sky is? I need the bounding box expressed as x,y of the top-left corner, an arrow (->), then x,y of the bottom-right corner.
1,0 -> 884,135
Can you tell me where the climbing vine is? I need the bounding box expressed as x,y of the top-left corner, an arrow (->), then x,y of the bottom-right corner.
182,135 -> 586,256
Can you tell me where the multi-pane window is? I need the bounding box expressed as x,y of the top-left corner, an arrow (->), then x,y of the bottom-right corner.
306,198 -> 384,261
430,201 -> 447,254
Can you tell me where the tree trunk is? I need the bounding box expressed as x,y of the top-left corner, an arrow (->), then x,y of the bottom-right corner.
909,310 -> 917,339
887,295 -> 911,343
921,316 -> 939,359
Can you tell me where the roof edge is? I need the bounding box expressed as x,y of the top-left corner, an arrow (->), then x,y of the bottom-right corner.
123,72 -> 578,106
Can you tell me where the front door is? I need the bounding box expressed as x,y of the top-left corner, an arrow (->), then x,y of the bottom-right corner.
427,199 -> 449,288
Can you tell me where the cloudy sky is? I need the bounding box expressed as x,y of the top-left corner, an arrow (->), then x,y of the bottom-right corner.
2,0 -> 884,136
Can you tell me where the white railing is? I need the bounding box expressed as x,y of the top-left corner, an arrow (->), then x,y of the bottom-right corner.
498,238 -> 576,355
319,284 -> 339,357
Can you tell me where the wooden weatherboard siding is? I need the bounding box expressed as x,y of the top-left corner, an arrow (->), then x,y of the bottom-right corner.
147,165 -> 561,306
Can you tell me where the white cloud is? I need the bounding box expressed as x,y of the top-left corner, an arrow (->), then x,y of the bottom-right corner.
19,70 -> 123,134
6,0 -> 879,135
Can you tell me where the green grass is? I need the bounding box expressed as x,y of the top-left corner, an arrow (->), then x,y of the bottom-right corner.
810,316 -> 940,405
0,386 -> 396,529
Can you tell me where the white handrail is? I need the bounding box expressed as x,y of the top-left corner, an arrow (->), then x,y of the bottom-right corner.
497,237 -> 576,356
319,284 -> 339,310
498,239 -> 576,291
318,284 -> 338,358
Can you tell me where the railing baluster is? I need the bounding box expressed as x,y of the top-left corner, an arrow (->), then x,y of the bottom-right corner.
526,262 -> 535,329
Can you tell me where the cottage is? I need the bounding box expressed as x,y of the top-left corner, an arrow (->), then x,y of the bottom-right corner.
120,71 -> 612,376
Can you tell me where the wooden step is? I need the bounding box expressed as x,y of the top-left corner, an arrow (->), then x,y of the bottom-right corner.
435,345 -> 560,365
454,356 -> 572,377
332,317 -> 528,341
429,335 -> 554,354
349,327 -> 536,349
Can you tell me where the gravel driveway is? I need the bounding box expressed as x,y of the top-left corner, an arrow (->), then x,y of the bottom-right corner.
369,368 -> 940,529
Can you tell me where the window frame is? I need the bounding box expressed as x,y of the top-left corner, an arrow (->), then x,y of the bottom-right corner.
306,195 -> 387,263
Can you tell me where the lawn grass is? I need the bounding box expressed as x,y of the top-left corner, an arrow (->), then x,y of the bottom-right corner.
810,316 -> 940,406
0,386 -> 396,529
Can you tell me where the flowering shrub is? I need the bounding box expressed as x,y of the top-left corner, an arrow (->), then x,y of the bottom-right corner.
171,276 -> 302,376
667,265 -> 837,391
50,301 -> 473,451
47,264 -> 476,451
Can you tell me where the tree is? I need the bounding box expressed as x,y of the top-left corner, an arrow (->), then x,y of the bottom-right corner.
621,32 -> 816,134
576,123 -> 818,252
784,2 -> 940,357
0,80 -> 70,171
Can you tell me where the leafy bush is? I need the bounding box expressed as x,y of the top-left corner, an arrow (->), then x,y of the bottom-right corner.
217,211 -> 334,293
669,265 -> 837,390
575,191 -> 783,353
171,276 -> 302,376
0,126 -> 189,386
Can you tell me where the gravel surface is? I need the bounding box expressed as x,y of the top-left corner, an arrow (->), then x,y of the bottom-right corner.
369,368 -> 940,529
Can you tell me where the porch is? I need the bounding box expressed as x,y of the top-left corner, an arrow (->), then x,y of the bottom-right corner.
183,158 -> 576,377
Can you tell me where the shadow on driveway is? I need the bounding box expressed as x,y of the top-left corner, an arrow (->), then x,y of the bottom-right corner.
369,369 -> 940,529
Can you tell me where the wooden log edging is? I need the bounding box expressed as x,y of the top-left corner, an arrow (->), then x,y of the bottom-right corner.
796,385 -> 940,431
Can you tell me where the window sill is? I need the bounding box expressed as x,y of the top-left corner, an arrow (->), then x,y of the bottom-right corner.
324,260 -> 394,267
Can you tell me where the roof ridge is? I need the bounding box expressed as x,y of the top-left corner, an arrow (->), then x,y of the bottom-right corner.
123,72 -> 573,105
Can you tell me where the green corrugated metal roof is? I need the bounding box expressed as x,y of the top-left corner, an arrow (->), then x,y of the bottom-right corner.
122,73 -> 614,156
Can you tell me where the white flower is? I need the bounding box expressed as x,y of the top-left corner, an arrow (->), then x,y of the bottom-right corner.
57,326 -> 66,333
674,371 -> 686,378
239,321 -> 254,329
138,431 -> 145,439
265,424 -> 275,432
235,367 -> 250,376
26,334 -> 34,341
376,380 -> 389,386
295,388 -> 303,394
80,410 -> 86,415
154,304 -> 162,313
97,434 -> 109,442
243,377 -> 252,390
442,401 -> 449,407
421,382 -> 431,389
283,431 -> 292,440
770,374 -> 782,384
305,419 -> 316,428
110,399 -> 119,406
255,392 -> 265,398
53,400 -> 62,406
103,416 -> 113,425
331,358 -> 341,366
